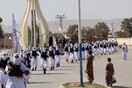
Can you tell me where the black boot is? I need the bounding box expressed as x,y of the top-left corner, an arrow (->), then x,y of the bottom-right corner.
44,69 -> 46,74
35,67 -> 37,71
53,66 -> 54,70
56,63 -> 60,67
43,68 -> 46,74
50,67 -> 53,70
58,63 -> 60,67
43,68 -> 45,73
1,84 -> 5,88
56,63 -> 59,67
32,68 -> 34,71
71,60 -> 74,63
66,59 -> 68,62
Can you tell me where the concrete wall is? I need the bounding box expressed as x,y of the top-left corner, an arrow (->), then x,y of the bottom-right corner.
0,39 -> 12,49
108,38 -> 132,45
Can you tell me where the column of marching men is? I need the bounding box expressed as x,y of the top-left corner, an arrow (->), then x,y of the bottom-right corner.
0,45 -> 61,88
64,40 -> 118,63
0,40 -> 119,88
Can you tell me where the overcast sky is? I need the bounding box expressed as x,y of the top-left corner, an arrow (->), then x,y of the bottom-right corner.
1,0 -> 132,25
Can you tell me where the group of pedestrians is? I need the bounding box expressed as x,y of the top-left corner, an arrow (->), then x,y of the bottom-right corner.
85,42 -> 128,88
85,51 -> 115,87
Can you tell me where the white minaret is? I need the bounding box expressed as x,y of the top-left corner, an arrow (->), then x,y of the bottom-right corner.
19,0 -> 49,49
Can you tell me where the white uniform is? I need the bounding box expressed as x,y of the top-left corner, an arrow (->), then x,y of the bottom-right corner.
0,69 -> 8,87
74,43 -> 78,61
69,44 -> 75,63
84,43 -> 88,60
55,46 -> 61,67
122,43 -> 128,60
64,44 -> 69,62
31,49 -> 38,71
48,47 -> 55,70
5,53 -> 30,88
40,48 -> 48,74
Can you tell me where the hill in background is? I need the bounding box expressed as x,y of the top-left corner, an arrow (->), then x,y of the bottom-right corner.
2,18 -> 123,33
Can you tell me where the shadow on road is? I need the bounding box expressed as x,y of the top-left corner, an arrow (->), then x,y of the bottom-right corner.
113,86 -> 132,88
54,68 -> 71,71
31,72 -> 67,75
61,66 -> 75,68
46,72 -> 67,75
29,81 -> 53,84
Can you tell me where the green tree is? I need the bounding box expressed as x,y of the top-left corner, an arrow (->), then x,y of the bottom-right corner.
121,18 -> 132,37
52,33 -> 62,43
66,24 -> 78,43
0,17 -> 4,38
82,27 -> 95,40
114,31 -> 129,38
94,22 -> 109,38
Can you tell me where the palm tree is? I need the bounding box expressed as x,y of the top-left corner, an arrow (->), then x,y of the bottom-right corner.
94,22 -> 109,38
121,18 -> 132,37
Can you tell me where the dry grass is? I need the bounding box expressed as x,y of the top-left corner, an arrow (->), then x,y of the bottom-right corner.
63,82 -> 107,88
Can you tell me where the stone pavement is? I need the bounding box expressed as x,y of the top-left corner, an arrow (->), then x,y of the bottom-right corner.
27,47 -> 132,88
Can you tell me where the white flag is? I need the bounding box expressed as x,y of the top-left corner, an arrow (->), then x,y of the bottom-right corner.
53,36 -> 57,47
59,26 -> 62,32
107,23 -> 113,31
12,14 -> 21,54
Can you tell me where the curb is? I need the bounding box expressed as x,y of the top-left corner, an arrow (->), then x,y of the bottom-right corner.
59,82 -> 107,88
59,84 -> 65,88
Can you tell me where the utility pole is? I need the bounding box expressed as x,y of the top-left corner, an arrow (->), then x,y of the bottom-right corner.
55,14 -> 66,50
78,0 -> 84,87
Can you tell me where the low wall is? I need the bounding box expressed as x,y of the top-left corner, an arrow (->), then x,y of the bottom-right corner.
108,38 -> 132,45
0,39 -> 12,49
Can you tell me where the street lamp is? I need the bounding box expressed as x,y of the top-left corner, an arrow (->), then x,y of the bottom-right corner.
55,14 -> 66,51
55,14 -> 66,34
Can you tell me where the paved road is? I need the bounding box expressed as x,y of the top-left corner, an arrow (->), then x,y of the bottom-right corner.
27,47 -> 132,88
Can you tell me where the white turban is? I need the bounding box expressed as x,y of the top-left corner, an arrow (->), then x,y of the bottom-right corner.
1,52 -> 7,60
13,53 -> 21,65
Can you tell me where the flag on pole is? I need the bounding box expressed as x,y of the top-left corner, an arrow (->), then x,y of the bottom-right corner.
59,26 -> 64,36
107,23 -> 113,31
53,36 -> 57,47
59,26 -> 62,32
12,14 -> 21,54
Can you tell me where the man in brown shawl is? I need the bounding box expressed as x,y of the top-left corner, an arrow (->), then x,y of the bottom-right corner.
85,51 -> 94,83
105,58 -> 115,87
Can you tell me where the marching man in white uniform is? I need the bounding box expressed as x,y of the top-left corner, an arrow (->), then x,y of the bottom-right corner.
64,44 -> 69,62
122,43 -> 128,60
5,53 -> 30,88
84,42 -> 88,60
0,52 -> 10,88
40,47 -> 48,74
48,46 -> 55,70
31,48 -> 38,71
69,44 -> 75,63
74,42 -> 78,62
55,46 -> 61,67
